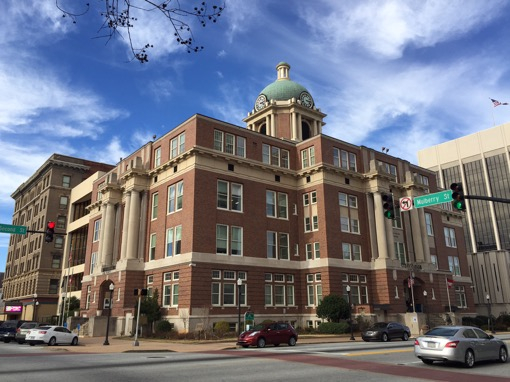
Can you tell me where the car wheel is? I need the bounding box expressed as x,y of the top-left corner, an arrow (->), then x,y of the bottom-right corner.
381,333 -> 388,342
4,339 -> 11,343
48,337 -> 57,346
288,337 -> 297,347
421,359 -> 434,365
257,338 -> 266,348
498,346 -> 508,363
17,340 -> 24,345
71,337 -> 78,346
402,332 -> 409,341
464,349 -> 475,368
29,343 -> 35,347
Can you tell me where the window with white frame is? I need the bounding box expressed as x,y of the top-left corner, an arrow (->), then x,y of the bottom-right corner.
342,243 -> 361,261
301,147 -> 315,168
379,161 -> 397,180
264,273 -> 295,306
93,219 -> 101,242
266,190 -> 288,219
339,193 -> 358,208
60,196 -> 68,209
266,231 -> 289,260
90,252 -> 97,273
214,130 -> 246,158
306,242 -> 320,260
339,193 -> 360,234
163,271 -> 179,307
262,143 -> 289,168
165,225 -> 182,257
151,192 -> 159,220
395,241 -> 406,266
392,210 -> 402,229
306,273 -> 322,306
170,132 -> 185,159
167,181 -> 184,213
455,285 -> 467,308
430,254 -> 438,270
154,147 -> 161,167
333,148 -> 357,171
448,256 -> 461,276
216,224 -> 243,256
217,181 -> 243,212
425,213 -> 434,236
342,273 -> 369,304
62,175 -> 71,188
444,227 -> 457,247
149,233 -> 157,261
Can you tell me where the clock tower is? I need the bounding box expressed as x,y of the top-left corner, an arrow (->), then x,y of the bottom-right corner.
244,62 -> 326,141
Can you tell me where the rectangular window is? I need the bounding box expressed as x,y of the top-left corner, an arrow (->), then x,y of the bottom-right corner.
312,215 -> 319,231
306,243 -> 313,260
231,183 -> 243,211
425,213 -> 434,236
168,184 -> 176,213
51,255 -> 61,269
263,144 -> 288,168
262,144 -> 270,164
93,219 -> 101,242
151,192 -> 159,220
303,193 -> 310,206
57,215 -> 66,230
274,285 -> 285,305
223,283 -> 235,305
301,149 -> 309,168
266,191 -> 276,217
172,284 -> 179,306
271,146 -> 280,166
236,137 -> 246,157
304,217 -> 311,232
60,196 -> 68,209
170,133 -> 185,158
342,243 -> 351,260
155,147 -> 161,167
314,242 -> 320,259
217,181 -> 228,209
279,233 -> 289,260
267,231 -> 276,259
265,284 -> 273,305
448,256 -> 461,276
231,226 -> 243,256
149,233 -> 156,261
307,285 -> 315,306
166,226 -> 182,257
395,241 -> 406,266
286,285 -> 295,305
62,175 -> 71,188
176,181 -> 183,210
225,133 -> 234,154
163,285 -> 171,307
340,216 -> 349,232
49,279 -> 59,294
90,252 -> 97,273
214,130 -> 223,151
444,227 -> 457,248
216,224 -> 228,255
212,283 -> 220,305
278,193 -> 288,219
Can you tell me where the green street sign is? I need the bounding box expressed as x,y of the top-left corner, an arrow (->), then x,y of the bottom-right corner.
245,311 -> 255,321
413,190 -> 453,209
0,223 -> 27,235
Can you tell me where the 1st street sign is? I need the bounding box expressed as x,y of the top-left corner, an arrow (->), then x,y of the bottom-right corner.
413,190 -> 453,209
0,223 -> 27,235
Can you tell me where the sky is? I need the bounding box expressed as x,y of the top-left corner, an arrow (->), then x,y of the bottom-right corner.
2,0 -> 510,272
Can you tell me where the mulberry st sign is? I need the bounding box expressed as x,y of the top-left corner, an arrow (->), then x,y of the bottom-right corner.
413,190 -> 453,209
0,223 -> 27,235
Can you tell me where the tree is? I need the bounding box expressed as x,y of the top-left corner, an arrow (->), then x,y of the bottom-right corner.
138,288 -> 162,332
316,294 -> 350,323
56,0 -> 225,63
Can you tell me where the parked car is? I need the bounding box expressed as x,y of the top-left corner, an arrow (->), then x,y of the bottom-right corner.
237,322 -> 298,348
26,325 -> 79,346
414,325 -> 508,368
0,320 -> 32,343
361,322 -> 411,342
15,322 -> 42,344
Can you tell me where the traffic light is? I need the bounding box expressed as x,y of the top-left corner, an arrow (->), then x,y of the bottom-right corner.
450,183 -> 466,211
382,193 -> 395,219
45,221 -> 55,242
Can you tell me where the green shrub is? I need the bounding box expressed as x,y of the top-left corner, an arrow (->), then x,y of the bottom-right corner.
317,321 -> 349,334
155,320 -> 174,338
213,320 -> 230,337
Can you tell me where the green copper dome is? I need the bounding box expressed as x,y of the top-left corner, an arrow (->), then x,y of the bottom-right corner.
255,62 -> 314,109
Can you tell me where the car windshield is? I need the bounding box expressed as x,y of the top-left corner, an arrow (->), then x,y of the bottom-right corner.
371,323 -> 388,329
37,326 -> 52,330
21,323 -> 38,329
425,327 -> 459,337
252,324 -> 266,331
0,322 -> 16,328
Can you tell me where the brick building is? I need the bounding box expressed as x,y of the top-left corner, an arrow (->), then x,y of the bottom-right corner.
79,63 -> 475,336
2,154 -> 114,322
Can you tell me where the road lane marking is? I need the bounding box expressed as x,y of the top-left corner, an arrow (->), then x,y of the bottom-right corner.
343,348 -> 413,357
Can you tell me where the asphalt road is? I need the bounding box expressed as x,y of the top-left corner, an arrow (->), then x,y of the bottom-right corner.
0,337 -> 509,382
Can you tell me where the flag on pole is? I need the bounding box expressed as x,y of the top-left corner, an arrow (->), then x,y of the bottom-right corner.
491,98 -> 509,107
408,276 -> 415,288
446,278 -> 454,289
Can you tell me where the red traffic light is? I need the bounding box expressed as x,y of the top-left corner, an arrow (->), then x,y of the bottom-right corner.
47,221 -> 56,229
45,221 -> 55,243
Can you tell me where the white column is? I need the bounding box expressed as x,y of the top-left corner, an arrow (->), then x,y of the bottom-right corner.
98,204 -> 107,268
374,192 -> 389,259
120,191 -> 131,260
103,202 -> 116,266
126,189 -> 141,260
265,115 -> 271,136
271,112 -> 276,137
297,113 -> 302,141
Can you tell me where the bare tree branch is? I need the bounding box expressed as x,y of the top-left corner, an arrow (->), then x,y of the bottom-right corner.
56,0 -> 225,63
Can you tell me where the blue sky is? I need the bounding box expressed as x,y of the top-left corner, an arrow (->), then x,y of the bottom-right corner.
2,0 -> 510,272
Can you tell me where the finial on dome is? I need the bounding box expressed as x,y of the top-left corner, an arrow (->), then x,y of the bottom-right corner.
276,62 -> 290,81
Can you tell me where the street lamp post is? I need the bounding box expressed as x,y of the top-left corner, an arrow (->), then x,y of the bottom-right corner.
423,290 -> 429,329
103,284 -> 114,346
486,294 -> 495,334
33,294 -> 38,321
237,278 -> 243,337
346,285 -> 355,341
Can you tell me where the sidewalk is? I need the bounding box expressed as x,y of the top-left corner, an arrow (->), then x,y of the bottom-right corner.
48,334 -> 360,354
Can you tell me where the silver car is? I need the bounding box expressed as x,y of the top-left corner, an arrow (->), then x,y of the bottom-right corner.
414,325 -> 508,368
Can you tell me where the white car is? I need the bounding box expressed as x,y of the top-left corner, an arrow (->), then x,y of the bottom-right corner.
26,326 -> 78,346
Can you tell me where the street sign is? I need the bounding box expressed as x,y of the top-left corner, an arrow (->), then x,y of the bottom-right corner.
399,197 -> 413,211
413,190 -> 452,209
245,311 -> 254,321
0,223 -> 27,235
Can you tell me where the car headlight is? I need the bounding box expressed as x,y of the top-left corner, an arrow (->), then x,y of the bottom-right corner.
248,331 -> 260,337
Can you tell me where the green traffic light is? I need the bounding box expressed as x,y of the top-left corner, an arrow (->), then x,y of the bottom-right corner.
384,210 -> 394,219
453,201 -> 465,211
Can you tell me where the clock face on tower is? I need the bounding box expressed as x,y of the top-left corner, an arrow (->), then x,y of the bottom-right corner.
255,94 -> 267,111
299,92 -> 314,108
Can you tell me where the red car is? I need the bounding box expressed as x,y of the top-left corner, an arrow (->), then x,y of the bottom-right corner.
237,322 -> 298,348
